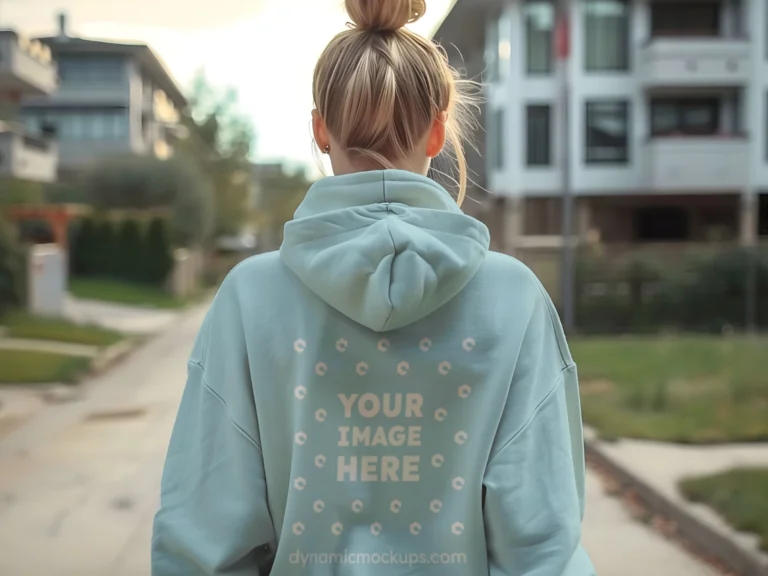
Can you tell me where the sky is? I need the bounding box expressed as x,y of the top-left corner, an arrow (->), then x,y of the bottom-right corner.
1,0 -> 454,173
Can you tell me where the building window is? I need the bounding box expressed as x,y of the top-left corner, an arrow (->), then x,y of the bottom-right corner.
57,55 -> 125,85
585,100 -> 629,164
650,98 -> 720,136
22,109 -> 129,141
488,109 -> 505,170
526,104 -> 552,166
584,0 -> 629,71
650,1 -> 720,37
485,18 -> 501,82
525,1 -> 554,74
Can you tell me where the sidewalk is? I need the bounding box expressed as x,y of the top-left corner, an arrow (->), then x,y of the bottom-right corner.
62,296 -> 179,336
586,428 -> 768,575
0,304 -> 207,576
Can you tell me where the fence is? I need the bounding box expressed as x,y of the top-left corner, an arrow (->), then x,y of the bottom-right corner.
517,242 -> 768,334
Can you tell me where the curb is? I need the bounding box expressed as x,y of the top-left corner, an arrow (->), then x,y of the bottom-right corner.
585,437 -> 768,576
91,338 -> 142,376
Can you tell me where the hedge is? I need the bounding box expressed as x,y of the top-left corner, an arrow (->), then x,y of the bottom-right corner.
0,217 -> 26,315
575,247 -> 768,334
70,216 -> 174,287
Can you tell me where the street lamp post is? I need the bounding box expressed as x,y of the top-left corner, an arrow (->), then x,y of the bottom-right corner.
556,0 -> 575,332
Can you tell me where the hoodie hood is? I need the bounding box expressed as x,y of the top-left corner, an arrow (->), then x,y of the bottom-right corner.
280,170 -> 490,332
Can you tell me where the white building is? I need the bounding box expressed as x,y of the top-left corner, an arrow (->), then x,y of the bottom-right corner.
0,29 -> 58,183
436,0 -> 767,251
20,14 -> 187,181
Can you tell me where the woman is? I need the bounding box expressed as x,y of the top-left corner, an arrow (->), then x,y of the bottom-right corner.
152,0 -> 595,574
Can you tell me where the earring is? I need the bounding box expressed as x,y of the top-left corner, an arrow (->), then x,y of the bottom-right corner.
323,145 -> 330,154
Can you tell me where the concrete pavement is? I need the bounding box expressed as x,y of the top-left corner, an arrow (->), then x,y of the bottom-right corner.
63,296 -> 179,336
588,430 -> 768,574
0,305 -> 720,575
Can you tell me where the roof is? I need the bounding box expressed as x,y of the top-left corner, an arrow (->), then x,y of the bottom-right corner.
35,36 -> 187,109
429,0 -> 459,38
434,0 -> 499,49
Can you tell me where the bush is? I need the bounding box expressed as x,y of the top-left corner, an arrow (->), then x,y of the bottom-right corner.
70,217 -> 119,279
115,219 -> 144,283
143,218 -> 174,285
83,155 -> 214,247
70,218 -> 97,277
0,217 -> 25,315
576,247 -> 768,334
70,216 -> 173,287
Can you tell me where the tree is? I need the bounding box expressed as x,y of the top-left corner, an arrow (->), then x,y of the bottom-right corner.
254,165 -> 313,250
82,155 -> 214,247
180,70 -> 256,238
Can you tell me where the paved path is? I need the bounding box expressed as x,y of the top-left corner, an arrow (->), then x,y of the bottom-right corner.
62,296 -> 179,336
0,306 -> 718,576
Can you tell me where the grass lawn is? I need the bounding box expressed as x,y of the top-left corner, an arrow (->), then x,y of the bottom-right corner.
69,278 -> 188,309
572,336 -> 768,443
2,311 -> 123,347
0,349 -> 92,384
680,468 -> 768,551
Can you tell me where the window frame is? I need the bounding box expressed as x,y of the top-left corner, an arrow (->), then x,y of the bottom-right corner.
649,97 -> 720,136
583,0 -> 630,72
488,108 -> 505,171
525,103 -> 553,167
525,0 -> 555,75
584,99 -> 630,165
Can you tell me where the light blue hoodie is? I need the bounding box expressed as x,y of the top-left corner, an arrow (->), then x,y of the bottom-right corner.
152,170 -> 595,575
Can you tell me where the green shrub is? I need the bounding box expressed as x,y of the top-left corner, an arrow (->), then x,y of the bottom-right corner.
70,217 -> 119,279
576,247 -> 768,334
0,217 -> 25,314
93,220 -> 118,278
71,217 -> 97,277
143,218 -> 174,285
115,219 -> 144,282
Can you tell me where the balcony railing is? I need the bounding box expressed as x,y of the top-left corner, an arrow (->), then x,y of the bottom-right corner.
0,121 -> 58,183
0,30 -> 58,96
642,135 -> 747,192
639,36 -> 750,87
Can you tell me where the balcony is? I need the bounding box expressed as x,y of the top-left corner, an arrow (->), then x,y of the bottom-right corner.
0,30 -> 58,96
642,136 -> 747,192
0,122 -> 58,183
639,37 -> 750,87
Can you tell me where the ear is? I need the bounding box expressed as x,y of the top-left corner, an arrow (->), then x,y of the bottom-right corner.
426,111 -> 448,158
312,109 -> 329,152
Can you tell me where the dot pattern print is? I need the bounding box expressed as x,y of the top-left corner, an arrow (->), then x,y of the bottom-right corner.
290,333 -> 478,539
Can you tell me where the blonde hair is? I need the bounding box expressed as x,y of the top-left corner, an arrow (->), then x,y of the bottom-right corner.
313,0 -> 478,205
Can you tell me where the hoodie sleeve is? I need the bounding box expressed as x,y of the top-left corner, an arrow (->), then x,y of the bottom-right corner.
152,276 -> 275,575
484,282 -> 594,576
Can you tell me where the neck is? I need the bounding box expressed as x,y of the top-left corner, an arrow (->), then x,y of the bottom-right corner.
329,152 -> 430,178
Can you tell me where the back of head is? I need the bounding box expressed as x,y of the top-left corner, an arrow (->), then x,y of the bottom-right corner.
313,0 -> 477,204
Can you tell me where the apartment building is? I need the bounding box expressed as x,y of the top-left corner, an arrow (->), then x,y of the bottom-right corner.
20,14 -> 187,180
0,29 -> 58,183
436,0 -> 768,251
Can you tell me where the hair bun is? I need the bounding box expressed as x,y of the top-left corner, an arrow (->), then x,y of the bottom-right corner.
345,0 -> 427,32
